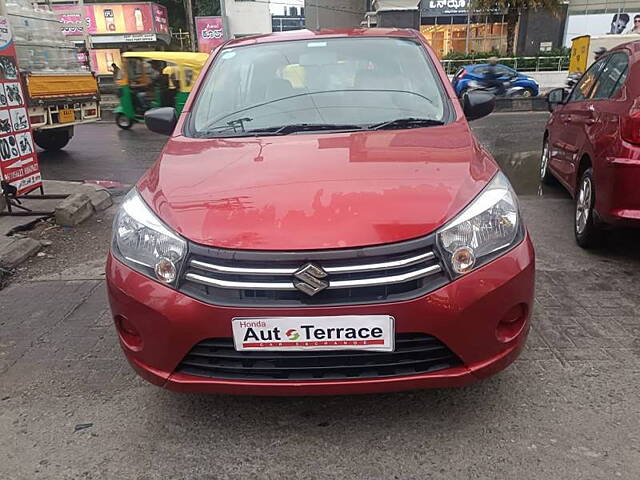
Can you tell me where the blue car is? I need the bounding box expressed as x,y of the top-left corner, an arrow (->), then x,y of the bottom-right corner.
451,64 -> 540,97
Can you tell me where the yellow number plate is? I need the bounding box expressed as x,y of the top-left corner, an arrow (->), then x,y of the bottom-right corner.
58,109 -> 75,123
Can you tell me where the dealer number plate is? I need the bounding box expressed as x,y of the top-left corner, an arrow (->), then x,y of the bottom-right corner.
232,315 -> 395,352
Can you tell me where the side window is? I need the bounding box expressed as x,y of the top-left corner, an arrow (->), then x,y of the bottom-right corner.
569,57 -> 608,102
591,52 -> 629,99
496,65 -> 512,76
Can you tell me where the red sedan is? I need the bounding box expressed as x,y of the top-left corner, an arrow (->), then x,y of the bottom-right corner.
107,29 -> 535,395
542,40 -> 640,247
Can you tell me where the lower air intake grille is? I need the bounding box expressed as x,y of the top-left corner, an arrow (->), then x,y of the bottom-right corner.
176,333 -> 462,381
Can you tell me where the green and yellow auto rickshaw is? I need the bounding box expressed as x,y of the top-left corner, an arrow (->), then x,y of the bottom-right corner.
114,51 -> 209,130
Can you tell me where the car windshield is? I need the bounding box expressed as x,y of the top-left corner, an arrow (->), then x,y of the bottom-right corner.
190,37 -> 447,137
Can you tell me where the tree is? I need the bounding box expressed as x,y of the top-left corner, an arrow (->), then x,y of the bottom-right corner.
471,0 -> 562,55
195,0 -> 220,17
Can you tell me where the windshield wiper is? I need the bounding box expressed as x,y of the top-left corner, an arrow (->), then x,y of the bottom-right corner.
195,117 -> 253,137
256,123 -> 365,135
369,117 -> 445,131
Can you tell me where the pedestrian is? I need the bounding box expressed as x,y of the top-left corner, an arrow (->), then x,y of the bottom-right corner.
111,62 -> 121,81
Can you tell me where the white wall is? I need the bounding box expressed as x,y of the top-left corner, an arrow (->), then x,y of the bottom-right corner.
225,0 -> 272,36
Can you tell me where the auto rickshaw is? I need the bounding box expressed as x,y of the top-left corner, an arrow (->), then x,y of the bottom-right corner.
114,52 -> 209,130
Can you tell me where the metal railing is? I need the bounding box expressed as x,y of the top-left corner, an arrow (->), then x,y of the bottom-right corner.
441,56 -> 570,74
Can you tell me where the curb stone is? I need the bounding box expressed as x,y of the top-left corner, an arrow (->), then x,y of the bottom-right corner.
54,193 -> 94,227
0,237 -> 41,269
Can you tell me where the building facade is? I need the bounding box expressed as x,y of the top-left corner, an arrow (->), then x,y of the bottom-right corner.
419,1 -> 567,57
305,0 -> 366,29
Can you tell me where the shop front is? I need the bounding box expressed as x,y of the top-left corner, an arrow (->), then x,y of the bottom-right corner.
53,2 -> 170,76
420,1 -> 508,57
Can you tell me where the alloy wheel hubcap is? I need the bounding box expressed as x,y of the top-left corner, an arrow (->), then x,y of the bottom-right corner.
540,143 -> 549,180
576,177 -> 592,234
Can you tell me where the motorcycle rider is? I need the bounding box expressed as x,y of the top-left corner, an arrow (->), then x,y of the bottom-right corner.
481,57 -> 506,96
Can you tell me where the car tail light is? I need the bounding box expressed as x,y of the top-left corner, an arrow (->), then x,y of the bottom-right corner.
621,99 -> 640,144
29,114 -> 45,124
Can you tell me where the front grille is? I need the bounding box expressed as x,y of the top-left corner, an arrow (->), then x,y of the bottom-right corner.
179,234 -> 450,306
176,333 -> 462,381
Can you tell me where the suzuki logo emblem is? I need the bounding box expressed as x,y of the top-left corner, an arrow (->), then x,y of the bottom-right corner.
293,263 -> 329,296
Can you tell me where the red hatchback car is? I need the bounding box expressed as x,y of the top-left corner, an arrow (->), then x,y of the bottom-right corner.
542,41 -> 640,247
107,29 -> 535,396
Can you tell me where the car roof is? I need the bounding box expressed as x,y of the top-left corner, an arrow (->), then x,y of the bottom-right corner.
223,28 -> 420,48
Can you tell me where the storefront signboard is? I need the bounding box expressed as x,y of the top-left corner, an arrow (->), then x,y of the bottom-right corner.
195,16 -> 225,53
0,16 -> 42,196
53,3 -> 169,37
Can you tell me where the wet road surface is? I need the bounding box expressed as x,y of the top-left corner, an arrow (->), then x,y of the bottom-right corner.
37,112 -> 559,197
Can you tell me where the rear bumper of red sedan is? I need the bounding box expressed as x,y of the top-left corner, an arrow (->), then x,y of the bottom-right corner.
106,235 -> 535,396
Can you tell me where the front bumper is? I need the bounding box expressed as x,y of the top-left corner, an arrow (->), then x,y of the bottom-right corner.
106,234 -> 535,396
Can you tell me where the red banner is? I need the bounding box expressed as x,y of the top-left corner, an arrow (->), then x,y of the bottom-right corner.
195,17 -> 224,53
0,16 -> 42,196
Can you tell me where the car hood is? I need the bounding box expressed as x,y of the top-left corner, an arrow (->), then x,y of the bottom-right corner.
138,120 -> 498,250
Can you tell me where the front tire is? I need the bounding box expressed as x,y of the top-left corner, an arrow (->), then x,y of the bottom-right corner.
34,128 -> 72,152
116,113 -> 133,130
575,168 -> 604,249
540,138 -> 554,184
522,88 -> 535,97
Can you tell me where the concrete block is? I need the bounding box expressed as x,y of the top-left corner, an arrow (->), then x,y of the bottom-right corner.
54,193 -> 93,227
0,193 -> 6,213
0,237 -> 41,269
86,188 -> 113,211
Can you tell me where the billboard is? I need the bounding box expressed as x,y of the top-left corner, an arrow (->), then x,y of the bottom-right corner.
53,3 -> 169,38
90,49 -> 123,75
0,16 -> 42,196
195,16 -> 224,53
565,12 -> 640,46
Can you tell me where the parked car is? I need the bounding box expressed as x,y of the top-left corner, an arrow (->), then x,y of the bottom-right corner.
107,29 -> 535,396
542,41 -> 638,248
452,63 -> 540,97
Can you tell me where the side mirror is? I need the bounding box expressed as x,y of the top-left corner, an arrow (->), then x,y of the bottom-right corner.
145,107 -> 177,135
462,90 -> 495,121
547,88 -> 566,112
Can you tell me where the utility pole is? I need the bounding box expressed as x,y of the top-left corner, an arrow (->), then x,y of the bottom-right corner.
78,0 -> 92,50
220,0 -> 230,40
0,0 -> 7,17
183,0 -> 196,51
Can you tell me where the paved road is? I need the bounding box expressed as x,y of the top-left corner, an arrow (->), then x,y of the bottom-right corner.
37,113 -> 553,194
2,113 -> 640,479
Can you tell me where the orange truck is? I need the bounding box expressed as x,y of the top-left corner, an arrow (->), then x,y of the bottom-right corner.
10,4 -> 100,151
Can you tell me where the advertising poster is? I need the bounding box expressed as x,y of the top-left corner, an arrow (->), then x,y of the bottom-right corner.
152,4 -> 169,35
54,3 -> 169,37
90,49 -> 123,76
195,16 -> 224,53
0,16 -> 42,196
564,12 -> 640,46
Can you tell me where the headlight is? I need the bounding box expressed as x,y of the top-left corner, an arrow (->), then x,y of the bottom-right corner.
436,171 -> 521,276
112,189 -> 186,284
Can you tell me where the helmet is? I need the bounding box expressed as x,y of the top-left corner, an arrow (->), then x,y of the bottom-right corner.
594,47 -> 607,59
488,56 -> 498,65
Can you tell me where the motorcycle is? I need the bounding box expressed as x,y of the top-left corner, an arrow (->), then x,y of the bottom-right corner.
466,79 -> 527,97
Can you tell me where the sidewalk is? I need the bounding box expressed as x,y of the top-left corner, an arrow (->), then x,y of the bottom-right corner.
0,180 -> 113,270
